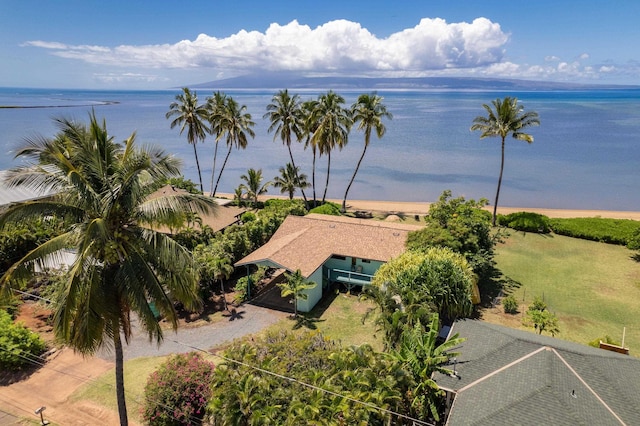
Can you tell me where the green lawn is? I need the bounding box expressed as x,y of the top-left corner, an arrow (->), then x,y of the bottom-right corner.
70,356 -> 171,425
253,289 -> 383,351
492,231 -> 640,353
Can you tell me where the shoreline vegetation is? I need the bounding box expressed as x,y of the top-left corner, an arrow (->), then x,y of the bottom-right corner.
218,192 -> 640,221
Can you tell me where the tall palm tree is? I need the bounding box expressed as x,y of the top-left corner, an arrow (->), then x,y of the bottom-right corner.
264,89 -> 309,207
310,91 -> 352,204
211,97 -> 255,197
240,168 -> 272,208
166,87 -> 209,193
301,99 -> 320,207
206,91 -> 228,197
273,162 -> 310,200
342,93 -> 392,212
470,97 -> 540,225
0,113 -> 217,426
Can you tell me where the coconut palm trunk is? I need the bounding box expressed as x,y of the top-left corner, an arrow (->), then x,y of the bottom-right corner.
192,143 -> 204,193
493,136 -> 506,226
311,148 -> 317,207
209,140 -> 220,197
114,331 -> 128,426
287,144 -> 309,207
342,144 -> 368,212
213,144 -> 233,197
322,150 -> 331,204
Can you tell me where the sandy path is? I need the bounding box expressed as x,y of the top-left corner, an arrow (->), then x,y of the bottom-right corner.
218,193 -> 640,220
0,348 -> 119,426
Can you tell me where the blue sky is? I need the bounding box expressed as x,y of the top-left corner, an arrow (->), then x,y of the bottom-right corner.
1,0 -> 639,89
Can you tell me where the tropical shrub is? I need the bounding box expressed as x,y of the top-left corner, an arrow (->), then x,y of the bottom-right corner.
588,335 -> 621,348
165,176 -> 201,194
502,294 -> 519,314
528,296 -> 547,312
549,217 -> 640,247
308,201 -> 341,215
239,211 -> 256,223
369,247 -> 475,347
207,330 -> 429,425
262,198 -> 306,216
0,218 -> 65,275
498,212 -> 551,233
142,352 -> 215,426
0,310 -> 46,370
524,297 -> 559,336
407,190 -> 500,284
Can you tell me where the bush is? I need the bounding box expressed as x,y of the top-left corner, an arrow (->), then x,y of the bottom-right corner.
498,212 -> 551,233
549,217 -> 640,246
502,295 -> 519,314
240,211 -> 256,223
0,310 -> 46,370
142,352 -> 215,426
588,335 -> 621,348
308,202 -> 341,216
528,296 -> 548,312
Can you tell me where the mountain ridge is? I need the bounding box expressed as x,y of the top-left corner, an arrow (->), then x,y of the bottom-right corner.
187,74 -> 640,91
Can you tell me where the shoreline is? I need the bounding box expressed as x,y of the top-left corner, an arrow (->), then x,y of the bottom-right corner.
217,193 -> 640,221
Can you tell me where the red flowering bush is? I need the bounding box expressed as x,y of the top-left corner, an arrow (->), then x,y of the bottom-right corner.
142,352 -> 215,426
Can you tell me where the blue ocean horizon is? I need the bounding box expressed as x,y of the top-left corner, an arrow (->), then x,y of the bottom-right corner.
1,87 -> 639,211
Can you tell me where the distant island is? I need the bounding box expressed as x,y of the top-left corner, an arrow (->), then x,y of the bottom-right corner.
187,74 -> 640,91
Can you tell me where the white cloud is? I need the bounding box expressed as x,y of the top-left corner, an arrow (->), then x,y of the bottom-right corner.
24,18 -> 509,74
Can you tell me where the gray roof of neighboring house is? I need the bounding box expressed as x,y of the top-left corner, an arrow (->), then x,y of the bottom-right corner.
235,213 -> 423,276
434,320 -> 640,426
0,170 -> 56,206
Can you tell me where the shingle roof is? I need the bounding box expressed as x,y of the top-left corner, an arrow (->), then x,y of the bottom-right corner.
235,213 -> 423,276
434,320 -> 640,425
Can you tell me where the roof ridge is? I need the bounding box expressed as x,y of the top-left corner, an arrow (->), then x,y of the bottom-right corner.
551,348 -> 627,425
456,346 -> 547,393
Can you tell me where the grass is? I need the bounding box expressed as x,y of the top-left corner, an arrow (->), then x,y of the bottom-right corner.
69,290 -> 381,423
70,356 -> 170,425
488,231 -> 640,354
253,289 -> 384,351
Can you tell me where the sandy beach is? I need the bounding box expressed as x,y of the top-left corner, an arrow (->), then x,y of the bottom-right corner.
217,193 -> 640,221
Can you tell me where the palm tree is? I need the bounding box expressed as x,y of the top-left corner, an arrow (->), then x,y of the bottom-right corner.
471,97 -> 540,225
277,269 -> 316,317
310,91 -> 352,204
301,99 -> 320,207
166,87 -> 209,193
273,162 -> 310,200
342,93 -> 392,212
264,89 -> 309,207
211,97 -> 255,197
240,168 -> 272,208
0,113 -> 217,426
206,91 -> 228,196
212,257 -> 234,312
390,314 -> 464,422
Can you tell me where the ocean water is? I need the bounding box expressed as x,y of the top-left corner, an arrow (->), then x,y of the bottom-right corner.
1,87 -> 639,211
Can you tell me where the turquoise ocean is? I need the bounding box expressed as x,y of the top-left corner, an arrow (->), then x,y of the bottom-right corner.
1,87 -> 639,211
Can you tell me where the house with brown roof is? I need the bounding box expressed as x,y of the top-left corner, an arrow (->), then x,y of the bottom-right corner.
235,213 -> 423,312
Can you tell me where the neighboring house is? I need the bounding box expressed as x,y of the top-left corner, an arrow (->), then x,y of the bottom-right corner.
0,170 -> 56,208
433,319 -> 640,425
148,185 -> 246,234
235,213 -> 423,312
